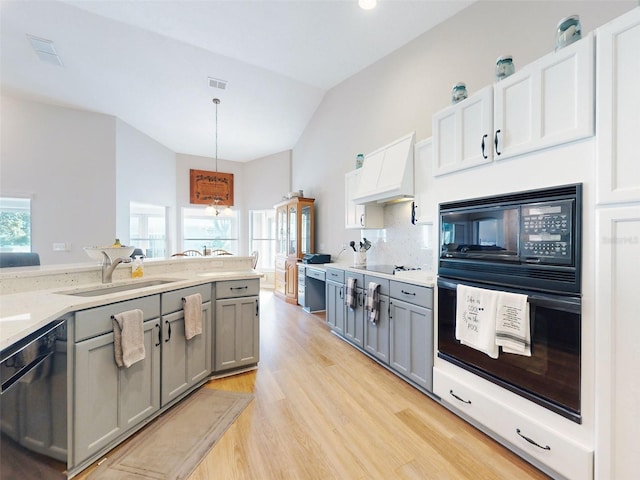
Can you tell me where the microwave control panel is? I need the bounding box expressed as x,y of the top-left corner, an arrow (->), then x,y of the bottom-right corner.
520,199 -> 573,264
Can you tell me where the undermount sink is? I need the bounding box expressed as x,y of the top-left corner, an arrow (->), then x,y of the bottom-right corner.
59,279 -> 181,297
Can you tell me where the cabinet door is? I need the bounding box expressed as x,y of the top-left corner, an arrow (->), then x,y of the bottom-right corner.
494,34 -> 594,160
344,288 -> 365,348
74,319 -> 160,463
215,296 -> 260,371
595,206 -> 640,480
326,281 -> 345,334
390,299 -> 433,390
285,259 -> 298,302
596,9 -> 640,205
433,86 -> 493,176
161,302 -> 211,406
364,294 -> 390,364
276,205 -> 287,256
288,204 -> 297,257
413,137 -> 433,224
345,169 -> 384,229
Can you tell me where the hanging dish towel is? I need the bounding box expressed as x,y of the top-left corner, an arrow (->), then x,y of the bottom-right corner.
183,293 -> 203,340
495,291 -> 531,356
345,277 -> 357,310
455,284 -> 499,359
112,309 -> 145,368
365,282 -> 381,325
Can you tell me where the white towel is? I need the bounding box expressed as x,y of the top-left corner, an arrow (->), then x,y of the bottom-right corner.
365,282 -> 380,325
112,309 -> 145,368
455,285 -> 499,359
183,293 -> 203,340
495,291 -> 531,356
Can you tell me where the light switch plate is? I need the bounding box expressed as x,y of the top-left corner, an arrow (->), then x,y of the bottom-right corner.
53,242 -> 71,251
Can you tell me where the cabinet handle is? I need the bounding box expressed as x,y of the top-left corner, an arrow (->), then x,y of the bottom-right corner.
411,201 -> 417,225
494,129 -> 502,156
358,292 -> 364,307
231,286 -> 248,291
481,134 -> 488,159
165,320 -> 171,343
256,299 -> 259,316
339,287 -> 344,300
155,324 -> 161,347
401,289 -> 416,296
449,389 -> 472,404
360,213 -> 365,227
516,428 -> 551,451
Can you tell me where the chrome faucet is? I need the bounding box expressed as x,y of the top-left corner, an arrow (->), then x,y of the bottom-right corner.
101,251 -> 132,283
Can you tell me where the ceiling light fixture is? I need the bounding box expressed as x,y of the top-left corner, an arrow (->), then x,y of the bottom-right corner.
358,0 -> 377,10
205,98 -> 232,217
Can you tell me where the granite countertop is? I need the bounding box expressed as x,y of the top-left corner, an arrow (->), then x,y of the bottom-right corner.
0,256 -> 260,351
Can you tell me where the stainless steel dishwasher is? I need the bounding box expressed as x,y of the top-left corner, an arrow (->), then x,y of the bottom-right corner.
1,318 -> 68,479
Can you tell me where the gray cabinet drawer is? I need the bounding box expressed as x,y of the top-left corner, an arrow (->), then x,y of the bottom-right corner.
162,283 -> 212,314
75,295 -> 161,341
345,271 -> 364,288
364,275 -> 390,296
326,268 -> 345,284
390,281 -> 433,309
216,279 -> 260,299
306,268 -> 326,281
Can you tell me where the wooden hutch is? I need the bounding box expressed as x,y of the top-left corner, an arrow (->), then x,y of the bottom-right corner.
274,196 -> 315,304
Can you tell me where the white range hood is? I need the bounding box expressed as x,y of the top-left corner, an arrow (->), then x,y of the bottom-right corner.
352,132 -> 415,205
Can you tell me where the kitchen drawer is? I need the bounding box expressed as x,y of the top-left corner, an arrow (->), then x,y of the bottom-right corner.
364,275 -> 390,296
216,279 -> 260,299
275,257 -> 286,270
390,281 -> 433,309
75,295 -> 160,341
162,283 -> 212,314
433,367 -> 593,480
345,271 -> 364,288
326,267 -> 345,284
306,268 -> 325,281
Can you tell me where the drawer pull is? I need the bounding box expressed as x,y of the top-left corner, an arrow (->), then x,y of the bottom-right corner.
230,286 -> 248,291
449,389 -> 471,404
516,428 -> 551,451
165,320 -> 171,342
401,289 -> 416,296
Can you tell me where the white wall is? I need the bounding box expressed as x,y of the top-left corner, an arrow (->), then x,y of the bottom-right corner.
292,0 -> 636,258
243,150 -> 291,210
115,119 -> 177,252
0,96 -> 116,264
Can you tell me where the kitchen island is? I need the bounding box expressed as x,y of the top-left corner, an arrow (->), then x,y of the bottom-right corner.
0,255 -> 261,478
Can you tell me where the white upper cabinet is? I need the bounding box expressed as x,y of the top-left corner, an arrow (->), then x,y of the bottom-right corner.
596,7 -> 640,205
433,86 -> 493,176
353,132 -> 415,205
413,137 -> 434,224
345,169 -> 383,229
494,33 -> 594,160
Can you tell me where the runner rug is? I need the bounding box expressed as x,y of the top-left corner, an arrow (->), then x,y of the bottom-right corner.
88,388 -> 252,479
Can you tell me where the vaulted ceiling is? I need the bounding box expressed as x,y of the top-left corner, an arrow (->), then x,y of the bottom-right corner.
1,0 -> 474,161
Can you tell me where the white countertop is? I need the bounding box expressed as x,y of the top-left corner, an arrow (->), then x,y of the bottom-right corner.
0,256 -> 260,351
324,263 -> 435,287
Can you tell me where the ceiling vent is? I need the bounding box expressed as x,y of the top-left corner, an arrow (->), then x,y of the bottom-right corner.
26,34 -> 63,67
208,77 -> 228,90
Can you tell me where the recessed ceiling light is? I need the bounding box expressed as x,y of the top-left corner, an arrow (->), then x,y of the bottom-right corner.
359,0 -> 377,10
26,34 -> 63,67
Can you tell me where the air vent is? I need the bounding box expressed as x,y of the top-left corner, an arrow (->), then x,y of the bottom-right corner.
208,77 -> 228,90
26,34 -> 63,67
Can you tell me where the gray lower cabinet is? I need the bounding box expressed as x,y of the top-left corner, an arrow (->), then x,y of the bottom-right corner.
363,276 -> 390,365
215,279 -> 260,372
160,283 -> 212,406
389,281 -> 434,391
73,295 -> 161,465
325,268 -> 345,334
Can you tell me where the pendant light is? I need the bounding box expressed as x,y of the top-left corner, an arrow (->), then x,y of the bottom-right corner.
205,97 -> 231,216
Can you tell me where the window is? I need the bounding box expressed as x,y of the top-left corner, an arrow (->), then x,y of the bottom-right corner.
130,202 -> 167,258
249,209 -> 275,270
182,207 -> 238,254
0,197 -> 31,252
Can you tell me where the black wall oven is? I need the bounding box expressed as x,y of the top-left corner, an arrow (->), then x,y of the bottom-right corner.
437,184 -> 583,423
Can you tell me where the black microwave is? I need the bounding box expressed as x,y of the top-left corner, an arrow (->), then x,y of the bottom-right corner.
438,184 -> 582,294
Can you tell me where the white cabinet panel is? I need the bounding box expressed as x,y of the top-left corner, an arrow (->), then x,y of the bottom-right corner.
596,8 -> 640,204
345,169 -> 383,229
413,137 -> 434,225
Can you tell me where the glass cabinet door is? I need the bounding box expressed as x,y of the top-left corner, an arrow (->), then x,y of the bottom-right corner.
301,205 -> 312,255
276,206 -> 287,255
288,205 -> 297,256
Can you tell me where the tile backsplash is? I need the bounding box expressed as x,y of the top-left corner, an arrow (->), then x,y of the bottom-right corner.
355,201 -> 436,273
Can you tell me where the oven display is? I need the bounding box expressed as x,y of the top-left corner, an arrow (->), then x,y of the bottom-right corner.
521,200 -> 573,263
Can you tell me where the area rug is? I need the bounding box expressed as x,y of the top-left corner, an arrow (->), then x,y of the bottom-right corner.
88,388 -> 253,479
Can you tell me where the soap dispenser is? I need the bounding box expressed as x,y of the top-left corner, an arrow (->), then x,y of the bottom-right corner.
131,256 -> 144,278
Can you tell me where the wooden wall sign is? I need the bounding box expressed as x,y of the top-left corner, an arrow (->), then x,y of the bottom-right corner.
189,169 -> 234,206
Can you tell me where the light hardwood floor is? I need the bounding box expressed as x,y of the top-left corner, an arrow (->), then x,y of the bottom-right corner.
190,291 -> 550,480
